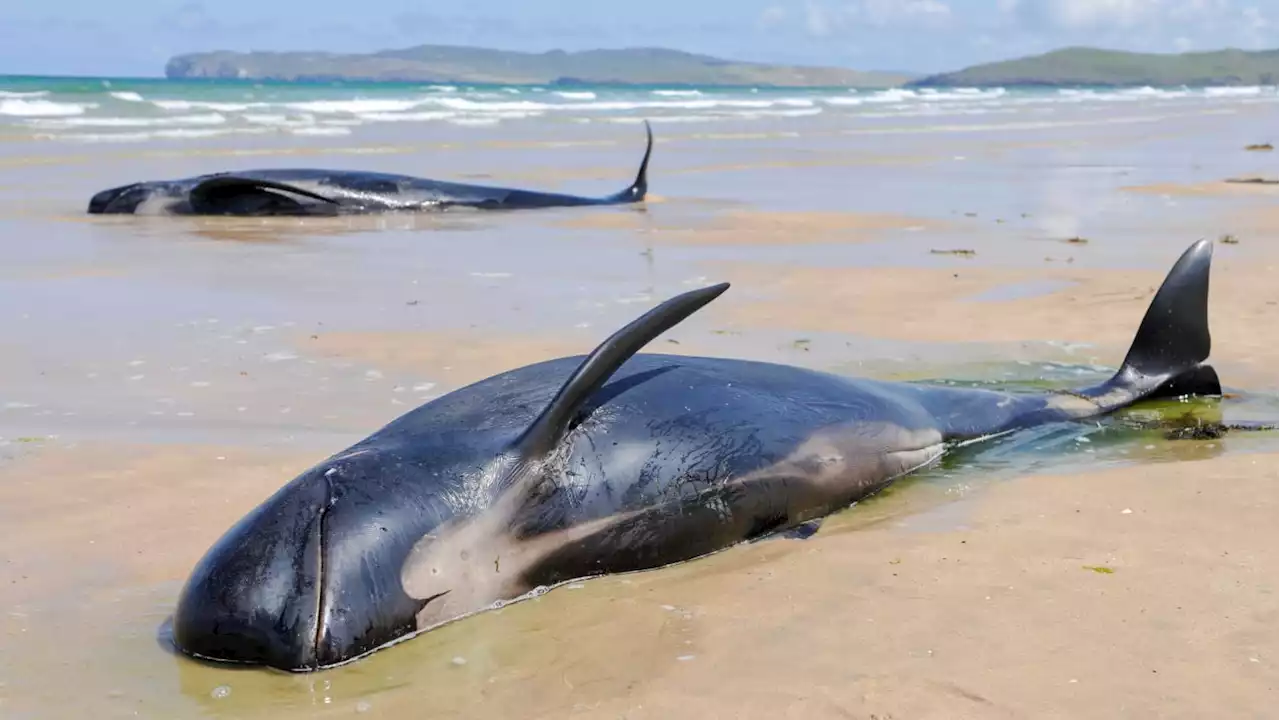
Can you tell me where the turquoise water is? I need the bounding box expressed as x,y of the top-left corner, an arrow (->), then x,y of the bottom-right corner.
2,74 -> 1275,144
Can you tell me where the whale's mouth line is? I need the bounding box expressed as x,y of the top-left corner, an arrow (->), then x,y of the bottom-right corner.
421,590 -> 451,606
310,473 -> 336,668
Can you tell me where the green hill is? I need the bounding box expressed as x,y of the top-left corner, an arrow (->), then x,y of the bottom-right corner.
165,45 -> 911,88
909,47 -> 1278,88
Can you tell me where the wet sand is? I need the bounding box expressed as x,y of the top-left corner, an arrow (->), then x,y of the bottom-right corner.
0,101 -> 1277,718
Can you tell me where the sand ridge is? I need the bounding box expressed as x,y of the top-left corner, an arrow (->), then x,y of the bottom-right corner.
558,208 -> 944,245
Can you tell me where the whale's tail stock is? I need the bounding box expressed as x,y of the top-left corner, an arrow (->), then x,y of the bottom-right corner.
1076,238 -> 1222,409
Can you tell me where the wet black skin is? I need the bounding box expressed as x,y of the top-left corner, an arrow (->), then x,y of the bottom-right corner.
88,123 -> 652,216
171,240 -> 1221,672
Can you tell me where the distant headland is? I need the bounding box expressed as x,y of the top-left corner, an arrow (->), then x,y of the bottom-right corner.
164,46 -> 912,88
909,47 -> 1278,88
165,45 -> 1279,89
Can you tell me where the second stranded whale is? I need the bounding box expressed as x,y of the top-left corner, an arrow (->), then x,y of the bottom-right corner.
172,239 -> 1223,672
87,122 -> 653,216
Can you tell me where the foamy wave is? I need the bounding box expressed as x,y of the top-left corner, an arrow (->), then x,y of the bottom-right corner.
1117,86 -> 1191,99
48,127 -> 255,143
488,110 -> 545,120
857,87 -> 1009,104
0,99 -> 96,117
448,117 -> 501,127
864,89 -> 918,103
153,99 -> 263,112
152,128 -> 242,139
569,98 -> 781,111
433,98 -> 546,112
277,94 -> 825,119
1203,86 -> 1265,97
743,107 -> 823,118
241,113 -> 311,126
283,98 -> 426,114
11,80 -> 1273,143
917,87 -> 1007,101
290,126 -> 352,136
38,132 -> 154,143
354,110 -> 457,123
606,115 -> 713,124
1055,87 -> 1190,103
28,112 -> 227,128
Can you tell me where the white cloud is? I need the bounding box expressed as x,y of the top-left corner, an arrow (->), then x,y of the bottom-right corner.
757,5 -> 789,28
1002,0 -> 1275,32
1241,5 -> 1268,28
791,0 -> 953,35
1042,0 -> 1164,29
859,0 -> 952,26
1239,5 -> 1271,44
1167,0 -> 1227,19
992,0 -> 1279,51
804,2 -> 835,36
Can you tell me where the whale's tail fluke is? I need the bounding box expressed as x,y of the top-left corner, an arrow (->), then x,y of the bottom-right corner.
606,120 -> 652,203
1078,238 -> 1221,408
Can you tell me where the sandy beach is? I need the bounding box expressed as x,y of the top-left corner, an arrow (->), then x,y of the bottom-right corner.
0,91 -> 1276,719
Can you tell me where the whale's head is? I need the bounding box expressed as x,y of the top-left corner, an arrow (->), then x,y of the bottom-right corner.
87,182 -> 182,214
170,446 -> 470,671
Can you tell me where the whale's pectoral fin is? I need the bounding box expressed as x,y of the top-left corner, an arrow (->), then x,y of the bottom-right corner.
512,282 -> 729,461
1076,238 -> 1220,409
188,176 -> 340,216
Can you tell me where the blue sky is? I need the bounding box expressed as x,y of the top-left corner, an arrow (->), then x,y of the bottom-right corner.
3,0 -> 1277,77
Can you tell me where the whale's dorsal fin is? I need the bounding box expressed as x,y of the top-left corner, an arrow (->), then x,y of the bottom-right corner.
513,282 -> 729,458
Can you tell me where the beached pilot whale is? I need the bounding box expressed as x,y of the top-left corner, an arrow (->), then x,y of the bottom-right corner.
173,239 -> 1224,672
87,122 -> 653,216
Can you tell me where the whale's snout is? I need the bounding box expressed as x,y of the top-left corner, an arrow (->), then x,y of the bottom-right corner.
88,183 -> 151,214
172,476 -> 331,671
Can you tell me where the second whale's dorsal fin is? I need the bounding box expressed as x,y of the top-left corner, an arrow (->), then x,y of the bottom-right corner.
513,282 -> 729,458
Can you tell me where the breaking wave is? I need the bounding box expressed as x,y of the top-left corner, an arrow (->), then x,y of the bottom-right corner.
1,79 -> 1273,143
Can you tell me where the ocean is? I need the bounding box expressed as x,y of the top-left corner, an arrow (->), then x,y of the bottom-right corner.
1,75 -> 1276,144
